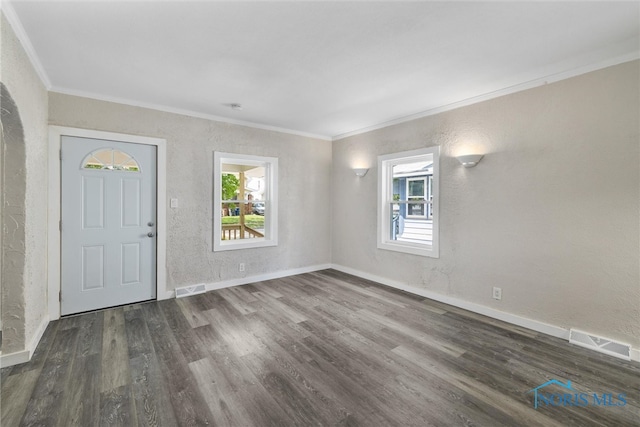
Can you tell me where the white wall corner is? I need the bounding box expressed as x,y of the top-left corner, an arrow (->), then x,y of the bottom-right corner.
28,315 -> 49,357
0,314 -> 49,368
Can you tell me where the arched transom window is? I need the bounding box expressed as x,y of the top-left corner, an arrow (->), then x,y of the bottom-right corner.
82,148 -> 140,172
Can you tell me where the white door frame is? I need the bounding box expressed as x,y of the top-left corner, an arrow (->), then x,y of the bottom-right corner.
48,126 -> 170,321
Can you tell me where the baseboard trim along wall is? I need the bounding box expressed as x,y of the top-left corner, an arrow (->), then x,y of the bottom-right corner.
0,349 -> 30,368
86,264 -> 336,302
330,264 -> 640,363
192,263 -> 333,295
3,265 -> 637,367
1,315 -> 49,368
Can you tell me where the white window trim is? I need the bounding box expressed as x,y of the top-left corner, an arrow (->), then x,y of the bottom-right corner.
377,146 -> 440,258
213,152 -> 278,251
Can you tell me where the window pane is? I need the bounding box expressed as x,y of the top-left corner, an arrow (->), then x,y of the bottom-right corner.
82,149 -> 140,172
408,203 -> 425,216
221,202 -> 266,241
93,149 -> 113,165
408,180 -> 424,197
392,160 -> 432,178
220,161 -> 266,241
379,147 -> 438,257
389,203 -> 432,245
220,165 -> 266,201
391,205 -> 400,240
214,152 -> 278,251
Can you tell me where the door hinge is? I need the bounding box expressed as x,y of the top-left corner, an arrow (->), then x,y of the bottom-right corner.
59,149 -> 62,161
59,220 -> 62,231
59,291 -> 62,302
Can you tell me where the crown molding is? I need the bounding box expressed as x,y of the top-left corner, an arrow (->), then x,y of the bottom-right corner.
50,86 -> 332,141
3,1 -> 637,143
2,2 -> 52,89
332,52 -> 640,141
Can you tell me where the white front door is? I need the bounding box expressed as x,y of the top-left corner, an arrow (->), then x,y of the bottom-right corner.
61,136 -> 157,315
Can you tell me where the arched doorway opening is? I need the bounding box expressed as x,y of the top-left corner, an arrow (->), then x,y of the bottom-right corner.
0,82 -> 27,353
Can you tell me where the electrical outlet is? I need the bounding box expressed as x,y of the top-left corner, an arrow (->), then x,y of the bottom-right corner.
492,287 -> 502,300
239,263 -> 245,272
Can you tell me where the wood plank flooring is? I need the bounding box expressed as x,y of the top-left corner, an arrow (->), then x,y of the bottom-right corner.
2,269 -> 639,426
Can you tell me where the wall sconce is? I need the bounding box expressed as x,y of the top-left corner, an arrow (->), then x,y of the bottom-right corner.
353,168 -> 369,177
456,154 -> 484,168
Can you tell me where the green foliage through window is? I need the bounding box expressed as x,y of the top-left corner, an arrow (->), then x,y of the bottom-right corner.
222,173 -> 240,201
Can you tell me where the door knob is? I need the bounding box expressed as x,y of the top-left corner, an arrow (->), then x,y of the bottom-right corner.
147,232 -> 155,238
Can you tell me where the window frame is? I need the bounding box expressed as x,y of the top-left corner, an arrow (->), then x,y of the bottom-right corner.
377,146 -> 440,258
213,152 -> 278,252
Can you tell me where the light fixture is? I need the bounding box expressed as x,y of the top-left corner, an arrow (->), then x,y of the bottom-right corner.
456,154 -> 484,168
353,168 -> 369,177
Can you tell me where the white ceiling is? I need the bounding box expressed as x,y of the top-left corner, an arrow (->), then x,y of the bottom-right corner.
6,1 -> 640,140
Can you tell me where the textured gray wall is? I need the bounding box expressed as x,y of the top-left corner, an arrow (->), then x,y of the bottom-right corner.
48,94 -> 333,290
1,13 -> 49,353
332,60 -> 640,347
0,83 -> 27,353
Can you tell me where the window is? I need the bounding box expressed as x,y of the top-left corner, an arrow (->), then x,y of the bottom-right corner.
82,148 -> 140,172
378,147 -> 439,258
213,152 -> 278,251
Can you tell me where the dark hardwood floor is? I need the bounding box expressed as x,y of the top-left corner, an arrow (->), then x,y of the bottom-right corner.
2,269 -> 639,426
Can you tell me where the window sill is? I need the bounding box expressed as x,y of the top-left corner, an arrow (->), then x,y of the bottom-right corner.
214,238 -> 278,252
377,241 -> 439,258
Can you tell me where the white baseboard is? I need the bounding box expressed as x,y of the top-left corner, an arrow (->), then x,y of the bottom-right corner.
330,264 -> 639,363
158,290 -> 175,301
169,263 -> 333,297
0,315 -> 50,368
4,265 -> 636,368
0,349 -> 30,368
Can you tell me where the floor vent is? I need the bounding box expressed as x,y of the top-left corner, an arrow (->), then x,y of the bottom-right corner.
569,329 -> 631,361
175,284 -> 206,298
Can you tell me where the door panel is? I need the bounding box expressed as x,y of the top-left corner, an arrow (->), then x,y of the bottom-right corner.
61,136 -> 156,315
82,176 -> 105,228
121,179 -> 141,227
82,245 -> 104,290
121,242 -> 141,285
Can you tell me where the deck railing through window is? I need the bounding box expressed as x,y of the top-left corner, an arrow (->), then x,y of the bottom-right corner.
221,224 -> 264,240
